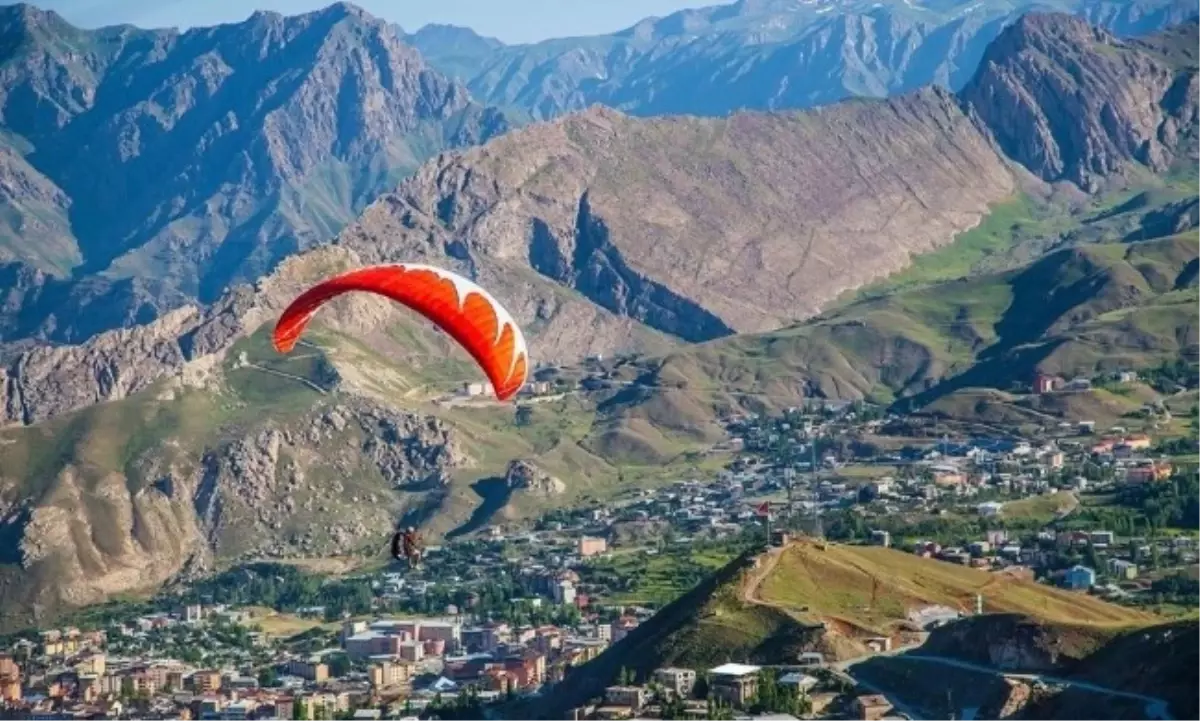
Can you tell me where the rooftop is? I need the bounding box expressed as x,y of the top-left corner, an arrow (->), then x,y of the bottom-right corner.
709,663 -> 761,677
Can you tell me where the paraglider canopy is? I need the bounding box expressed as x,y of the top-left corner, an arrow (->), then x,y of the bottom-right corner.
272,263 -> 528,401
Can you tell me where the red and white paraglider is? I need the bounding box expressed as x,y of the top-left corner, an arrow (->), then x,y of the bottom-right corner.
272,263 -> 529,401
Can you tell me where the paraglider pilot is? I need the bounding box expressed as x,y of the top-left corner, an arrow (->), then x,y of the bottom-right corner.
391,526 -> 422,570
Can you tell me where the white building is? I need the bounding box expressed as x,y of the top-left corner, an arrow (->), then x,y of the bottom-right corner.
978,502 -> 1004,518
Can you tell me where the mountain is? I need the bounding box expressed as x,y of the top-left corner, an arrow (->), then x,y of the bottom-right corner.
525,539 -> 1155,719
1,76 -> 1027,427
600,232 -> 1196,444
0,2 -> 508,344
547,16 -> 1200,434
407,0 -> 1198,121
0,13 -> 1194,625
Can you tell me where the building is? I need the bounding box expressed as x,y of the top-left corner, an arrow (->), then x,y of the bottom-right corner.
977,502 -> 1004,518
796,652 -> 825,668
1034,374 -> 1059,394
76,653 -> 106,676
398,641 -> 425,663
611,617 -> 638,644
604,686 -> 646,710
778,672 -> 818,694
553,580 -> 577,606
345,632 -> 403,659
191,670 -> 222,694
1123,434 -> 1152,450
1063,565 -> 1096,590
869,530 -> 891,548
462,382 -> 494,397
0,654 -> 20,702
1108,559 -> 1138,580
707,663 -> 760,706
285,659 -> 329,683
184,605 -> 203,623
854,694 -> 894,721
579,537 -> 608,557
653,668 -> 696,698
1126,462 -> 1173,484
864,636 -> 891,653
369,662 -> 411,689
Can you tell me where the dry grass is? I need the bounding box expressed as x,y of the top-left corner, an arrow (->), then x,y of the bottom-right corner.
1001,492 -> 1079,522
757,541 -> 1152,635
241,607 -> 334,638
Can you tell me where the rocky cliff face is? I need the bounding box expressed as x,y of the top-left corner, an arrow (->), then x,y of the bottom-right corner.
0,2 -> 508,345
920,614 -> 1116,672
337,92 -> 1015,338
190,400 -> 467,559
960,14 -> 1198,191
0,393 -> 467,629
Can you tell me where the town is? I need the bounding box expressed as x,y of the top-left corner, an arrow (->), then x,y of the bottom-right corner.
0,366 -> 1194,720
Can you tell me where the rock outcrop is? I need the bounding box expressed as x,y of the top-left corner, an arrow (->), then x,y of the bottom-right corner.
961,14 -> 1198,191
503,459 -> 565,497
920,614 -> 1114,673
0,395 -> 466,629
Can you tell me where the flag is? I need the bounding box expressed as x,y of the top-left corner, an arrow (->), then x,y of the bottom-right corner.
756,502 -> 770,517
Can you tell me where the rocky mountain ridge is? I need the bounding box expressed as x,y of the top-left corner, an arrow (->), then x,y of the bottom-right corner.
408,0 -> 1197,121
4,13 -> 1196,431
0,2 -> 508,344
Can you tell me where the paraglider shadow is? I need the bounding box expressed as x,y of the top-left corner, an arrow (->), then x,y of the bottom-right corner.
445,476 -> 513,540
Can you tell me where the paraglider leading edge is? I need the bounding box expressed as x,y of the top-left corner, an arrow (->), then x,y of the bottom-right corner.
271,263 -> 529,401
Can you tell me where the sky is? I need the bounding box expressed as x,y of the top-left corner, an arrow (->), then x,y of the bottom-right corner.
23,0 -> 732,44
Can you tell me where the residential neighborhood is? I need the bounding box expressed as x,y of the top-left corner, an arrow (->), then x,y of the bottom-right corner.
0,372 -> 1193,720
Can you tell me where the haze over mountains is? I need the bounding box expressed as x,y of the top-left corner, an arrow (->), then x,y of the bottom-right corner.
407,0 -> 1198,119
0,0 -> 1195,627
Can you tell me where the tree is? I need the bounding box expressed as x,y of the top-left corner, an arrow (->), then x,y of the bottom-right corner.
258,666 -> 279,688
616,666 -> 636,686
327,653 -> 352,678
515,404 -> 534,426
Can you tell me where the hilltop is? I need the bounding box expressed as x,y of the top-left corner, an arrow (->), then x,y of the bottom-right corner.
407,0 -> 1196,120
528,539 -> 1154,718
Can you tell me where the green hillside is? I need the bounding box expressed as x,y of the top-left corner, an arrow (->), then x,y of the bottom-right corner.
601,232 -> 1197,438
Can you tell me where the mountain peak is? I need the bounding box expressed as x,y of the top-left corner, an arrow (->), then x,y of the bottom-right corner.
961,11 -> 1195,191
0,2 -> 72,38
318,1 -> 372,21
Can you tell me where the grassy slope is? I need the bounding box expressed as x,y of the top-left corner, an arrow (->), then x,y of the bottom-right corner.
0,306 -> 716,557
611,227 -> 1197,437
530,540 -> 1153,718
758,542 -> 1148,633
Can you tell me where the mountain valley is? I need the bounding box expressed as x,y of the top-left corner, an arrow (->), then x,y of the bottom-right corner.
0,2 -> 1194,647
